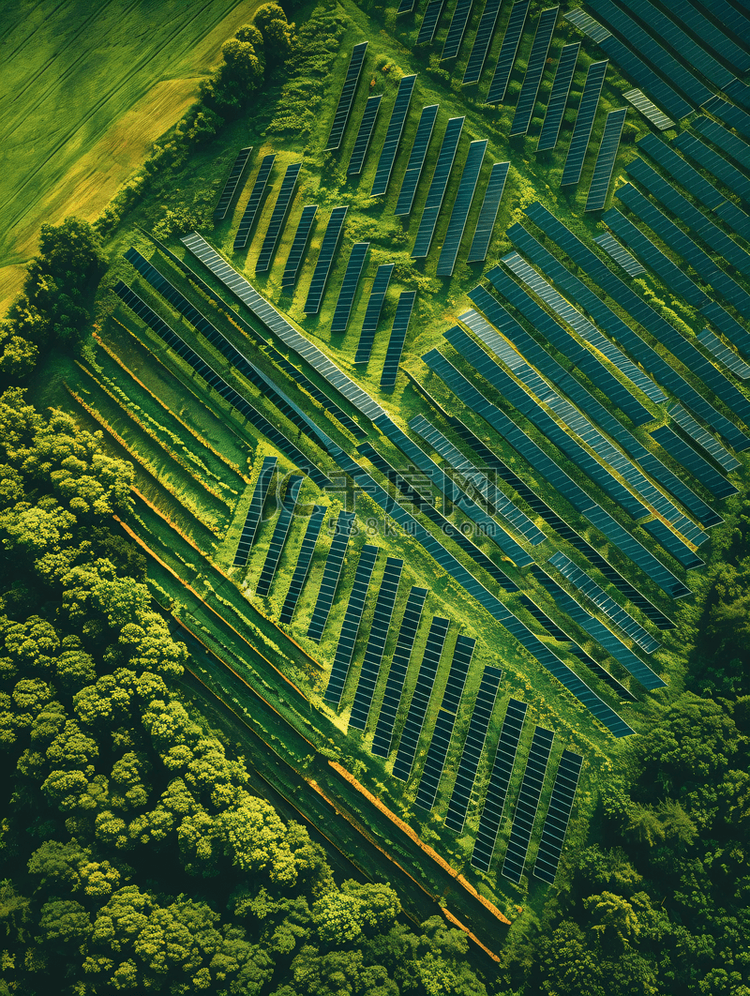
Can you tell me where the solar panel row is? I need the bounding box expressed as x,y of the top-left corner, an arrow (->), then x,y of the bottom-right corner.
561,60 -> 608,186
307,511 -> 357,643
348,95 -> 383,176
417,0 -> 448,44
214,147 -> 253,221
502,725 -> 554,883
462,0 -> 503,84
233,154 -> 275,251
397,0 -> 417,12
355,264 -> 395,364
593,230 -> 645,277
509,6 -> 559,137
643,518 -> 703,570
673,132 -> 750,204
234,457 -> 277,566
622,89 -> 674,131
324,544 -> 380,707
697,328 -> 750,381
699,301 -> 750,359
395,104 -> 440,216
381,290 -> 417,389
585,107 -> 627,211
669,404 -> 740,474
694,117 -> 750,173
486,0 -> 531,104
256,474 -> 304,596
412,116 -> 465,258
563,7 -> 611,43
536,42 -> 580,152
371,75 -> 418,196
533,748 -> 582,884
703,95 -> 750,141
467,161 -> 509,263
442,0 -> 474,59
666,0 -> 750,75
327,42 -> 369,150
331,242 -> 369,332
437,139 -> 488,276
256,163 -> 302,273
305,206 -> 349,315
651,425 -> 737,500
279,505 -> 327,623
282,205 -> 318,288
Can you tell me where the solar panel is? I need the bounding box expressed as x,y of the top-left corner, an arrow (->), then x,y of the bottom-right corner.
348,95 -> 383,176
349,557 -> 404,731
463,0 -> 503,84
327,42 -> 369,150
564,7 -> 612,42
380,290 -> 416,389
667,0 -> 750,76
234,154 -> 275,250
669,404 -> 741,473
392,617 -> 451,781
371,586 -> 429,757
501,725 -> 554,883
703,95 -> 750,141
304,206 -> 348,315
536,42 -> 580,152
412,116 -> 465,258
467,161 -> 509,263
701,0 -> 750,37
279,505 -> 327,624
354,264 -> 395,365
214,147 -> 253,221
697,328 -> 750,380
256,474 -> 304,596
282,205 -> 318,289
623,88 -> 674,131
509,6 -> 559,137
324,544 -> 380,707
417,0 -> 447,44
414,635 -> 475,809
533,749 -> 582,884
643,519 -> 703,570
398,0 -> 417,12
306,510 -> 357,643
331,243 -> 369,332
436,139 -> 488,276
234,457 -> 277,566
700,301 -> 750,358
593,231 -> 645,277
395,104 -> 440,216
442,0 -> 474,59
694,117 -> 750,171
673,132 -> 750,205
651,425 -> 737,500
444,666 -> 503,831
371,75 -> 417,197
486,0 -> 531,104
561,60 -> 608,186
585,107 -> 627,212
255,163 -> 301,273
471,698 -> 528,870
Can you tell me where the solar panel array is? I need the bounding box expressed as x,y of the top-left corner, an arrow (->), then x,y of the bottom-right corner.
355,264 -> 395,364
536,42 -> 580,152
256,163 -> 301,272
462,0 -> 503,84
437,139 -> 487,276
392,616 -> 451,780
214,147 -> 253,221
669,405 -> 740,474
371,586 -> 429,757
467,161 -> 509,263
561,60 -> 608,186
585,107 -> 627,212
395,104 -> 440,216
667,0 -> 750,74
233,154 -> 275,250
643,518 -> 703,570
651,426 -> 737,500
444,666 -> 503,832
533,749 -> 582,883
412,116 -> 465,258
331,242 -> 369,332
703,95 -> 750,141
509,6 -> 559,137
305,206 -> 349,315
371,75 -> 417,196
471,698 -> 528,870
324,545 -> 380,707
349,557 -> 404,731
417,0 -> 447,44
256,475 -> 304,596
673,132 -> 750,204
697,329 -> 750,381
442,0 -> 473,59
502,725 -> 554,882
307,511 -> 357,642
282,205 -> 318,289
327,42 -> 369,150
279,505 -> 327,624
234,457 -> 277,566
486,0 -> 531,104
632,0 -> 736,86
414,635 -> 475,810
694,117 -> 750,171
622,89 -> 674,131
381,290 -> 417,388
593,231 -> 645,277
348,95 -> 382,176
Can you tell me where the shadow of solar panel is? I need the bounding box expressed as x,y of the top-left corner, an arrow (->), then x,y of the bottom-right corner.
651,425 -> 737,499
593,231 -> 645,277
392,616 -> 451,781
623,89 -> 674,130
355,264 -> 394,364
371,75 -> 417,196
324,544 -> 380,707
704,95 -> 750,140
395,104 -> 440,216
214,147 -> 253,221
371,587 -> 429,757
669,405 -> 740,474
234,457 -> 277,566
509,6 -> 559,137
585,107 -> 627,211
279,505 -> 327,624
442,0 -> 474,59
349,557 -> 404,730
381,290 -> 416,388
467,161 -> 509,263
437,139 -> 488,276
412,116 -> 465,257
256,475 -> 304,596
536,42 -> 580,151
256,163 -> 301,273
417,0 -> 447,44
462,0 -> 503,84
502,726 -> 554,883
697,328 -> 750,380
643,519 -> 704,570
533,749 -> 582,884
305,206 -> 349,315
234,154 -> 276,250
114,281 -> 331,487
471,698 -> 528,870
331,243 -> 369,332
327,42 -> 369,150
282,206 -> 318,288
307,511 -> 357,643
444,666 -> 502,832
694,117 -> 750,170
667,0 -> 750,75
561,59 -> 607,186
486,0 -> 531,104
348,95 -> 382,176
673,132 -> 750,203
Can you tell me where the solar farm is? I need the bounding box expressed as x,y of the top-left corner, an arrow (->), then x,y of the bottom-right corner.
52,0 -> 750,954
